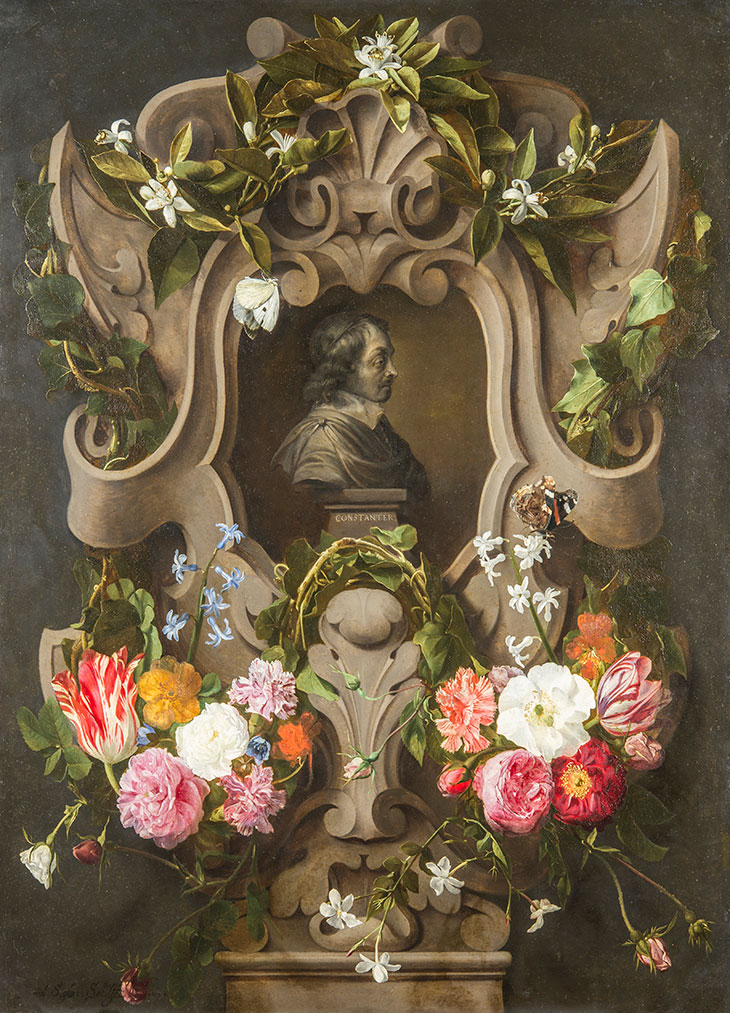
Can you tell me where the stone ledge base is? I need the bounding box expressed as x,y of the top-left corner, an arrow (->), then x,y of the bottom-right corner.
217,950 -> 511,1013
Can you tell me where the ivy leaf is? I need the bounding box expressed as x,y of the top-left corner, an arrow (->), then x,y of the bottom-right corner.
28,274 -> 85,329
620,325 -> 663,390
92,599 -> 144,658
296,664 -> 339,702
553,358 -> 608,414
238,220 -> 271,273
91,150 -> 150,183
400,698 -> 426,765
582,331 -> 625,383
625,269 -> 675,326
147,229 -> 200,309
17,707 -> 53,752
655,625 -> 687,678
369,524 -> 418,551
693,210 -> 712,243
13,180 -> 55,246
511,128 -> 537,181
471,206 -> 503,264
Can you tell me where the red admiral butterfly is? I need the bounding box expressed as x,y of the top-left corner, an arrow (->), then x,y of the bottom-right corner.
509,475 -> 578,533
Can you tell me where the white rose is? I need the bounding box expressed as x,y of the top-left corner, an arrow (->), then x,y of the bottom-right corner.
175,702 -> 249,780
20,843 -> 57,889
496,662 -> 595,762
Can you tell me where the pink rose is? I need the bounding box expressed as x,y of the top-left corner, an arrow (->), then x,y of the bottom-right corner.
597,651 -> 671,736
117,747 -> 209,850
437,765 -> 472,797
637,936 -> 671,972
487,666 -> 522,694
473,749 -> 554,835
625,732 -> 664,771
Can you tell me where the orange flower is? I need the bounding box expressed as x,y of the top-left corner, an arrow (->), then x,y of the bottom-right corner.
565,612 -> 616,680
137,657 -> 202,729
274,712 -> 321,764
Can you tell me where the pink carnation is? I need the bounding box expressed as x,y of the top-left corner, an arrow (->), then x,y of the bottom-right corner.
117,747 -> 209,850
474,749 -> 554,835
220,764 -> 286,836
435,667 -> 496,753
229,658 -> 297,721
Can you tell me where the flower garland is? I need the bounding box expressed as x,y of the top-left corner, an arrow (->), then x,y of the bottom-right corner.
13,9 -> 718,1009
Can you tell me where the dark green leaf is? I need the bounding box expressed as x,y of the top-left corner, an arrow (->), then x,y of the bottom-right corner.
400,702 -> 426,765
64,744 -> 92,780
430,112 -> 479,177
92,598 -> 144,658
28,274 -> 85,328
625,784 -> 673,826
512,128 -> 537,180
170,123 -> 193,167
17,707 -> 52,752
547,196 -> 614,218
296,664 -> 339,702
282,538 -> 319,597
259,51 -> 320,87
582,331 -> 625,383
167,955 -> 203,1009
147,229 -> 200,309
471,206 -> 503,264
44,747 -> 63,776
421,75 -> 494,107
655,625 -> 687,678
475,124 -> 515,156
245,883 -> 268,941
38,696 -> 73,749
616,806 -> 668,862
238,220 -> 271,273
620,325 -> 663,390
425,58 -> 491,75
509,224 -> 575,308
199,672 -> 223,697
226,71 -> 257,132
424,155 -> 479,195
199,899 -> 240,941
303,37 -> 359,73
13,180 -> 55,245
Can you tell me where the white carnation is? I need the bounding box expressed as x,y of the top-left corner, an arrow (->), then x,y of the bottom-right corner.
175,702 -> 250,780
20,843 -> 56,889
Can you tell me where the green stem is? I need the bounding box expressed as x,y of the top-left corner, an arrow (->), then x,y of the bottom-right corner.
104,762 -> 120,794
508,546 -> 558,664
107,843 -> 183,874
186,547 -> 219,666
611,853 -> 692,918
594,852 -> 636,935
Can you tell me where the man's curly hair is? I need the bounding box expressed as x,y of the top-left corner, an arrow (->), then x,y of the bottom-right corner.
303,311 -> 389,404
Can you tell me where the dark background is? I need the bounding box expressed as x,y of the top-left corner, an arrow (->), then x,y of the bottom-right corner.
2,0 -> 728,1010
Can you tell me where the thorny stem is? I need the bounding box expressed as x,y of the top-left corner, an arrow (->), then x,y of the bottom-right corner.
508,546 -> 558,664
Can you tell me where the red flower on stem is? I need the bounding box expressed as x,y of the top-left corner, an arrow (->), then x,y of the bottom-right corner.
120,967 -> 150,1005
551,738 -> 627,829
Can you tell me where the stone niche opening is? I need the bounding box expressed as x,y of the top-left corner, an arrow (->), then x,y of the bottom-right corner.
231,284 -> 493,568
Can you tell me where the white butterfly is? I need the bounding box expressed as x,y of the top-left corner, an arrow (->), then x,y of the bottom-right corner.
232,276 -> 281,339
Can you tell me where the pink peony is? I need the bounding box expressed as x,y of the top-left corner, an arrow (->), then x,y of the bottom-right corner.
229,658 -> 297,721
487,666 -> 522,694
637,936 -> 672,972
473,749 -> 554,835
117,747 -> 209,849
220,764 -> 286,836
435,667 -> 496,753
437,765 -> 472,797
596,651 -> 671,736
625,732 -> 664,770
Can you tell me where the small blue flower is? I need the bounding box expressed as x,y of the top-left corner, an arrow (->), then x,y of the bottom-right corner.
202,587 -> 229,619
215,523 -> 245,550
162,609 -> 191,641
245,736 -> 271,766
172,549 -> 198,584
205,616 -> 235,648
136,723 -> 155,747
214,565 -> 245,591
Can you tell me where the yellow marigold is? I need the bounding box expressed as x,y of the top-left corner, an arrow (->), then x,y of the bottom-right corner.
137,657 -> 202,730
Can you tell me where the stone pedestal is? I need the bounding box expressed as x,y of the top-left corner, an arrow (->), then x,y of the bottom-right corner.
217,951 -> 511,1013
319,488 -> 407,538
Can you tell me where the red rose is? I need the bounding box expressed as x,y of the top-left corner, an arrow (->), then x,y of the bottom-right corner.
551,738 -> 626,829
121,967 -> 149,1005
72,839 -> 103,865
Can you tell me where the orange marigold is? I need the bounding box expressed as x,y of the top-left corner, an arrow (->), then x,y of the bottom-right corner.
565,612 -> 616,680
274,712 -> 321,763
137,657 -> 202,730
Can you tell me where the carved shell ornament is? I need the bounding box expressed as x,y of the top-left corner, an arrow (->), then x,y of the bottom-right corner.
14,10 -> 716,1008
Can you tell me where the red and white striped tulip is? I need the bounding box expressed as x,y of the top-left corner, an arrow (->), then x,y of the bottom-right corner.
52,647 -> 142,764
596,651 -> 670,737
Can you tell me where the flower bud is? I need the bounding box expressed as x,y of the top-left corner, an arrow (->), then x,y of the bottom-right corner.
487,665 -> 522,694
437,765 -> 472,797
590,124 -> 601,138
636,936 -> 671,972
73,839 -> 103,865
121,967 -> 150,1005
624,732 -> 664,771
481,169 -> 496,189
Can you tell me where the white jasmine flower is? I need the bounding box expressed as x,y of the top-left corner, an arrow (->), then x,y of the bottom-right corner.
514,532 -> 552,570
527,897 -> 561,932
175,702 -> 249,780
505,635 -> 536,668
20,843 -> 56,889
532,587 -> 560,622
473,531 -> 505,558
496,662 -> 595,762
232,276 -> 281,336
362,32 -> 396,56
139,177 -> 194,228
319,889 -> 362,930
95,118 -> 134,153
557,143 -> 595,174
508,576 -> 531,614
354,43 -> 402,80
265,129 -> 296,157
355,951 -> 401,983
480,552 -> 506,587
501,178 -> 548,226
425,857 -> 464,897
243,120 -> 257,143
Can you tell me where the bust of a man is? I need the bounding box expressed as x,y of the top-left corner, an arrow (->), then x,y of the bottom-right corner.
272,311 -> 428,498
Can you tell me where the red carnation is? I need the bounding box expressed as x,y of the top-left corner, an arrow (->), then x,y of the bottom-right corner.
551,738 -> 626,829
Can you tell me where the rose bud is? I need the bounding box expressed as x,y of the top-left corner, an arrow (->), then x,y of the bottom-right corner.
637,936 -> 671,972
487,665 -> 522,694
596,651 -> 670,737
121,967 -> 150,1005
625,732 -> 664,771
72,839 -> 103,865
437,765 -> 472,797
